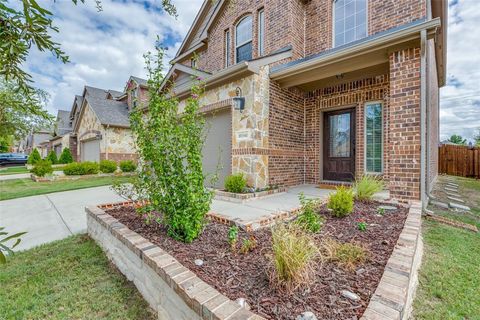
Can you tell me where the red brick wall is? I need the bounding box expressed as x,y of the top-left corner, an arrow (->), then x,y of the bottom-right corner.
388,47 -> 421,200
69,135 -> 78,162
268,81 -> 305,186
182,0 -> 427,72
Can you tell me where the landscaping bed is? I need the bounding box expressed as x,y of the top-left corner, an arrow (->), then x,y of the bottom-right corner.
30,171 -> 134,182
105,201 -> 408,320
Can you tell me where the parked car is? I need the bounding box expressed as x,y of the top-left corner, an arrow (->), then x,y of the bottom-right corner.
0,153 -> 28,166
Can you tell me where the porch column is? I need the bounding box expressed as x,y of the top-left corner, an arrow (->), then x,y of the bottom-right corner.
388,47 -> 422,200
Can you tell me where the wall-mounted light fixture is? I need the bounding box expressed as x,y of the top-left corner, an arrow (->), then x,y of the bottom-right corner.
233,87 -> 245,112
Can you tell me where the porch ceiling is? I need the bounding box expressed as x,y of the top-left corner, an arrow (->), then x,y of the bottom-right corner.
270,18 -> 441,89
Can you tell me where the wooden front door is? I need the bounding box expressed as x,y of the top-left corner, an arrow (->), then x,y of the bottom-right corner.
323,108 -> 356,181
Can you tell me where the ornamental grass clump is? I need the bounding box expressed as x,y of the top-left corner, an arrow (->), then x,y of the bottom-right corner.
224,173 -> 247,193
327,186 -> 354,217
269,224 -> 319,292
63,162 -> 99,175
321,238 -> 367,271
353,175 -> 384,201
295,193 -> 324,233
125,49 -> 213,243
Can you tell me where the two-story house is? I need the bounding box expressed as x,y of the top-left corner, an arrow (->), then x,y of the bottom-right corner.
70,76 -> 146,162
160,0 -> 447,201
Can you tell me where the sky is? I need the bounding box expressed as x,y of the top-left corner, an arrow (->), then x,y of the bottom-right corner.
23,0 -> 480,142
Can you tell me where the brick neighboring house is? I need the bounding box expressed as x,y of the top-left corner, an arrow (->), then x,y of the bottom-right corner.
159,0 -> 447,201
71,82 -> 140,162
24,129 -> 53,156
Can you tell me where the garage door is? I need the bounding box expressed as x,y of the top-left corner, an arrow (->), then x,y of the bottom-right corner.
81,140 -> 100,162
202,109 -> 231,188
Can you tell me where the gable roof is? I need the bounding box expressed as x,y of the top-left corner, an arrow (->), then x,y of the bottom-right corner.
56,110 -> 72,136
85,97 -> 130,127
129,76 -> 148,87
107,89 -> 124,99
160,63 -> 211,91
84,86 -> 109,99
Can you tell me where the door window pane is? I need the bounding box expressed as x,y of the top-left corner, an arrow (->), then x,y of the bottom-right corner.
365,102 -> 382,173
329,113 -> 351,157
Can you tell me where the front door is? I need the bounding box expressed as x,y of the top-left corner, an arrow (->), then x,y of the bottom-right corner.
323,108 -> 356,181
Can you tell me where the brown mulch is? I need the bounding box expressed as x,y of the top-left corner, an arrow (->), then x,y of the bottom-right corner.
106,201 -> 408,320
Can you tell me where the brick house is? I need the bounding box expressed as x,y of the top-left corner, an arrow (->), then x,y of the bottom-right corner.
70,79 -> 143,162
48,110 -> 74,158
160,0 -> 447,201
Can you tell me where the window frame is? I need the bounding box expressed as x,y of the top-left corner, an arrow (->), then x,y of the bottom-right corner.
225,29 -> 230,67
332,0 -> 368,48
257,8 -> 265,56
364,100 -> 383,174
234,15 -> 253,64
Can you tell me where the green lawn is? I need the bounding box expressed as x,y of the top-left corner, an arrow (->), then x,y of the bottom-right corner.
0,176 -> 133,201
0,166 -> 29,175
0,235 -> 155,320
413,176 -> 480,319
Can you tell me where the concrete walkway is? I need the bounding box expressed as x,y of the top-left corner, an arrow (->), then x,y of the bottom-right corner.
0,173 -> 31,181
0,186 -> 124,251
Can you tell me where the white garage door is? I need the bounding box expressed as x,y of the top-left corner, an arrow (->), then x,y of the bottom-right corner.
81,140 -> 100,162
202,109 -> 231,188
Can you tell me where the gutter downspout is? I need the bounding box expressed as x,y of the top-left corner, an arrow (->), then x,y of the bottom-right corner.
420,29 -> 427,210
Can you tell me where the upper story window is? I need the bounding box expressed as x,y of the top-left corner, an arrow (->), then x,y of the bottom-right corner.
333,0 -> 367,47
225,29 -> 231,67
235,15 -> 253,63
190,58 -> 197,68
258,9 -> 265,56
132,87 -> 138,108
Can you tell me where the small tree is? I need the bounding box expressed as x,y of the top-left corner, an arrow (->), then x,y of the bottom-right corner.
447,134 -> 467,145
474,128 -> 480,147
126,47 -> 213,243
27,148 -> 41,164
46,150 -> 58,164
58,148 -> 74,164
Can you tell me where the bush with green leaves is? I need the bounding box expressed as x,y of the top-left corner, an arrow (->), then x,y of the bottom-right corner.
353,175 -> 384,201
224,173 -> 247,193
58,148 -> 73,164
45,150 -> 58,164
327,186 -> 354,217
63,162 -> 99,175
119,160 -> 136,172
123,48 -> 213,243
269,224 -> 318,292
31,160 -> 53,177
99,160 -> 117,173
27,148 -> 41,164
295,193 -> 324,233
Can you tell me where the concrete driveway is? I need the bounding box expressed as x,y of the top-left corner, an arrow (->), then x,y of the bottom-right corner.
0,186 -> 124,251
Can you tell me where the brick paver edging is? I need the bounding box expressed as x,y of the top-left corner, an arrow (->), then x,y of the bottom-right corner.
86,205 -> 264,320
361,201 -> 423,320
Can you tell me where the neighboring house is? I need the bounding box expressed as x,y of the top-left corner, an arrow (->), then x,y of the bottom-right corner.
24,129 -> 53,155
161,0 -> 447,201
49,110 -> 74,157
72,84 -> 137,162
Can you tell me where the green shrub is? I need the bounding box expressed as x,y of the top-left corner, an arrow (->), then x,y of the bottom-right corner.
58,148 -> 73,164
100,160 -> 117,173
295,193 -> 324,233
119,160 -> 136,172
31,160 -> 53,177
45,150 -> 58,164
353,175 -> 384,201
269,224 -> 318,292
327,186 -> 354,217
27,148 -> 41,165
224,173 -> 247,193
63,162 -> 99,175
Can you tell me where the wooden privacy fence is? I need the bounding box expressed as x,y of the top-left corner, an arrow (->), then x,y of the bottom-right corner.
439,144 -> 480,178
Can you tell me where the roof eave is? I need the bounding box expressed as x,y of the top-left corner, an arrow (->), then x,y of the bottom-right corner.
270,18 -> 441,81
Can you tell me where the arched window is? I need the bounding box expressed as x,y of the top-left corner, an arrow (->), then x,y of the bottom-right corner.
333,0 -> 367,47
235,15 -> 253,63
